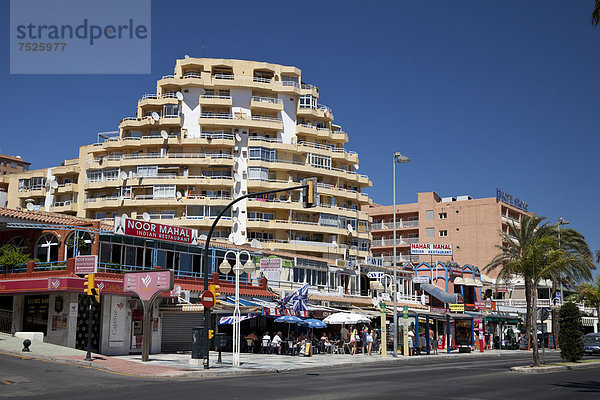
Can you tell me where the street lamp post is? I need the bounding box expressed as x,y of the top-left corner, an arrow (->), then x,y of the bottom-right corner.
392,152 -> 410,357
553,218 -> 569,337
219,250 -> 255,367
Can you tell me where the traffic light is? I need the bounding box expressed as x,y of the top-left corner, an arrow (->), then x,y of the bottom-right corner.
92,287 -> 101,304
83,274 -> 95,296
208,329 -> 214,339
302,178 -> 317,208
209,284 -> 221,305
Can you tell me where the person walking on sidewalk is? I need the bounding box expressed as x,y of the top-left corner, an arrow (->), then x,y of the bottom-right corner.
366,329 -> 374,356
350,327 -> 359,355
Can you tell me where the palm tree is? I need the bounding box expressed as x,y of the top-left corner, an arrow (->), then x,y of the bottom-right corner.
486,215 -> 594,367
548,227 -> 597,335
593,0 -> 600,27
578,277 -> 600,331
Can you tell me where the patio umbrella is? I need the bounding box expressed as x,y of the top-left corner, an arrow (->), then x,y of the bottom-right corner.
323,312 -> 370,325
275,315 -> 303,337
297,318 -> 327,329
275,315 -> 303,323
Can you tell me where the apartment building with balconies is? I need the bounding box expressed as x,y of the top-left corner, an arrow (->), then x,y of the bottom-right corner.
5,58 -> 372,262
364,191 -> 530,277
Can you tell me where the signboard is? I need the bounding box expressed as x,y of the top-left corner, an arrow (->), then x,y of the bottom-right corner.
497,287 -> 509,293
169,285 -> 181,298
449,303 -> 465,313
69,302 -> 78,317
474,301 -> 492,310
410,243 -> 453,256
262,307 -> 309,318
403,305 -> 408,319
367,271 -> 385,279
109,296 -> 127,348
365,256 -> 383,267
74,255 -> 98,275
450,265 -> 463,277
123,270 -> 174,301
430,307 -> 447,315
114,216 -> 198,245
412,276 -> 430,284
519,334 -> 530,350
260,258 -> 282,272
496,188 -> 528,212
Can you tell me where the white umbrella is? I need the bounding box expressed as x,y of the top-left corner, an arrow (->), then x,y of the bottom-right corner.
323,312 -> 371,325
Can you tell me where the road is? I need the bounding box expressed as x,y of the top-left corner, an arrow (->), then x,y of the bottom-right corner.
1,352 -> 599,399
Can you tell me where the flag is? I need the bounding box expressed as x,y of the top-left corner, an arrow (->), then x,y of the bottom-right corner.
293,284 -> 309,313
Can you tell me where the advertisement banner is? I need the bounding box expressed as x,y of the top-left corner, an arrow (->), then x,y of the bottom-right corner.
449,303 -> 465,313
74,255 -> 97,275
410,243 -> 452,256
109,296 -> 127,347
123,270 -> 174,301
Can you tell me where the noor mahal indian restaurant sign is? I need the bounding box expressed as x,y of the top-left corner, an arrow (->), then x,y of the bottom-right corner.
114,216 -> 198,245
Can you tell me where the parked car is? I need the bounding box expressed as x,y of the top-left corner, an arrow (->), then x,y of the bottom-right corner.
583,333 -> 600,355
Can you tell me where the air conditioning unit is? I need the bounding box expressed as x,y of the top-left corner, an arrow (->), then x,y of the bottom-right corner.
179,290 -> 191,303
337,286 -> 344,295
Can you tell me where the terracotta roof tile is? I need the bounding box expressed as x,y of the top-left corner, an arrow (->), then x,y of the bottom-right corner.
0,207 -> 112,230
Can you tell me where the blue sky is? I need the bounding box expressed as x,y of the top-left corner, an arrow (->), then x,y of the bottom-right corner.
1,1 -> 599,260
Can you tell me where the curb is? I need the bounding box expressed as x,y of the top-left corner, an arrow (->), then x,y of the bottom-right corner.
510,361 -> 600,373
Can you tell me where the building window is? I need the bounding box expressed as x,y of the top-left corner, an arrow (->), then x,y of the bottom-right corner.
426,227 -> 434,237
439,212 -> 447,219
248,167 -> 269,181
153,185 -> 176,199
425,210 -> 434,220
162,104 -> 179,117
299,95 -> 317,109
439,230 -> 448,237
249,147 -> 276,162
307,153 -> 332,169
136,165 -> 158,177
95,212 -> 106,219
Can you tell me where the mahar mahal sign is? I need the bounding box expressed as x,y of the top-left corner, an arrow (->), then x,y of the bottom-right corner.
410,243 -> 453,256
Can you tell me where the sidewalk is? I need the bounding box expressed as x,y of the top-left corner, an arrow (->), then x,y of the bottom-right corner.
0,333 -> 535,378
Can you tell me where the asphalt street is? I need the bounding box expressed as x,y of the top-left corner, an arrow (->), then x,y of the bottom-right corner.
1,351 -> 600,400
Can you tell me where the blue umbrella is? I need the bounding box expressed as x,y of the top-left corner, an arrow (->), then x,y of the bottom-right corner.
275,315 -> 303,323
298,318 -> 327,329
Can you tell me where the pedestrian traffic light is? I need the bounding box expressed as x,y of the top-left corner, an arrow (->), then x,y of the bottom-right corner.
83,274 -> 95,296
302,177 -> 317,208
209,284 -> 221,305
208,329 -> 214,339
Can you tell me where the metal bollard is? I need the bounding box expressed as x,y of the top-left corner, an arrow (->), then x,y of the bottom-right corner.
22,339 -> 31,352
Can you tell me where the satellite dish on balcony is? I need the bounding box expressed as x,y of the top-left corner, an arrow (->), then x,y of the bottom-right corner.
250,239 -> 262,248
50,180 -> 59,189
199,234 -> 207,241
228,233 -> 235,243
234,236 -> 246,246
354,165 -> 359,170
160,130 -> 169,139
26,202 -> 35,211
120,171 -> 128,180
235,133 -> 242,142
151,112 -> 160,121
176,191 -> 182,199
347,224 -> 354,233
142,212 -> 151,222
176,91 -> 184,101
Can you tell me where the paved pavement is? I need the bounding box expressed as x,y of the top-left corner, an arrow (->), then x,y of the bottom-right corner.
0,332 -> 578,378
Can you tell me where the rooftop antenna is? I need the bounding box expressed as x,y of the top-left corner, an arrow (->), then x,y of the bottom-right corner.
202,41 -> 205,58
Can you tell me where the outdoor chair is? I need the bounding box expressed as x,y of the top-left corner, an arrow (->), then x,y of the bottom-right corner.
246,338 -> 255,353
287,340 -> 297,356
261,339 -> 272,354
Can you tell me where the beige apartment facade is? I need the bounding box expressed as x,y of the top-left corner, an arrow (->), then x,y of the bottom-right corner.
365,191 -> 530,277
5,58 -> 372,262
0,154 -> 30,208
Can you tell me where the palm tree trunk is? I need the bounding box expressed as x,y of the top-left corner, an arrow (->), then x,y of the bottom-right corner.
551,280 -> 557,337
531,282 -> 540,367
524,279 -> 532,344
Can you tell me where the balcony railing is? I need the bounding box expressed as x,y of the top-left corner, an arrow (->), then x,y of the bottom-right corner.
252,76 -> 272,83
281,80 -> 300,88
200,112 -> 233,119
213,73 -> 235,80
251,95 -> 282,104
248,135 -> 282,143
200,95 -> 231,100
199,131 -> 234,140
371,221 -> 419,230
371,238 -> 418,247
182,71 -> 202,79
251,115 -> 282,122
